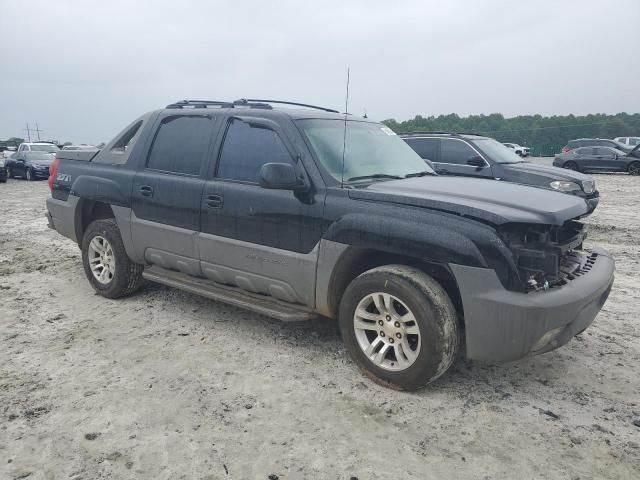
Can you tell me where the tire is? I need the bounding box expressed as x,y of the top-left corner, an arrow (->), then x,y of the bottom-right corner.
338,265 -> 459,390
26,169 -> 33,181
81,218 -> 144,299
6,167 -> 12,179
563,161 -> 579,171
628,162 -> 640,176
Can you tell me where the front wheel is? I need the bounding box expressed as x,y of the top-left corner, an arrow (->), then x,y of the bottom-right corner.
81,218 -> 144,298
628,162 -> 640,176
563,161 -> 579,171
339,265 -> 459,390
25,168 -> 33,181
6,167 -> 12,179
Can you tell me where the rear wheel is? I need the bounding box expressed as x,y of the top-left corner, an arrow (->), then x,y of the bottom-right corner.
339,265 -> 459,390
563,161 -> 579,171
81,218 -> 144,298
628,162 -> 640,176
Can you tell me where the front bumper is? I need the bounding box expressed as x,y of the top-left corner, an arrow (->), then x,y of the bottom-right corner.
449,247 -> 614,362
31,168 -> 50,179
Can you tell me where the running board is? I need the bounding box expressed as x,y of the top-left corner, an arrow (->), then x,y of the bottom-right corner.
142,266 -> 318,322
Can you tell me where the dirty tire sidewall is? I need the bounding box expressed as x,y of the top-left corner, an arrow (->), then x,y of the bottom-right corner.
81,218 -> 144,299
339,265 -> 459,391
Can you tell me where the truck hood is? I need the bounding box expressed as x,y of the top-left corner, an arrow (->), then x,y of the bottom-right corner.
501,161 -> 592,182
349,176 -> 589,226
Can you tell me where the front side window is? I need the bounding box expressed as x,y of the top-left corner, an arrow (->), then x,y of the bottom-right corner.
216,119 -> 293,182
405,138 -> 439,162
146,116 -> 211,175
440,139 -> 479,165
299,120 -> 431,183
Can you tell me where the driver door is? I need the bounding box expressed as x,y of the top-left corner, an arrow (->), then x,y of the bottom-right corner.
433,138 -> 494,178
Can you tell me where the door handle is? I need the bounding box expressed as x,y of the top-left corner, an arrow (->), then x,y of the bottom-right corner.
139,185 -> 154,197
206,194 -> 223,208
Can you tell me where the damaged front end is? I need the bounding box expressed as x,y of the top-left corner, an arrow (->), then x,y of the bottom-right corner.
499,220 -> 593,292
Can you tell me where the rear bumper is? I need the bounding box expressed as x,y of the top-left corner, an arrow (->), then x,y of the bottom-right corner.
46,196 -> 80,242
450,247 -> 614,362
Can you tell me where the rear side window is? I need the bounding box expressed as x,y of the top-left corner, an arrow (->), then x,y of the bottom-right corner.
111,121 -> 142,154
405,138 -> 439,162
216,119 -> 293,182
574,148 -> 591,155
147,116 -> 212,175
440,139 -> 477,165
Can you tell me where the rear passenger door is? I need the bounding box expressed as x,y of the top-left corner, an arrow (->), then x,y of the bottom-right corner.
130,113 -> 218,275
197,116 -> 325,307
435,138 -> 494,178
594,147 -> 627,171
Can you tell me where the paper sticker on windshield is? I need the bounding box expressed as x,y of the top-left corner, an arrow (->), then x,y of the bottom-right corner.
381,126 -> 396,136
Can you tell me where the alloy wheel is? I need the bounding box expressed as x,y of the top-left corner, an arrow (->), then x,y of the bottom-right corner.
88,236 -> 115,284
353,292 -> 421,371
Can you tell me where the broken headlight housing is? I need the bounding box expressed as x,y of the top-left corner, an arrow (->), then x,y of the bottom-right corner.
499,221 -> 588,291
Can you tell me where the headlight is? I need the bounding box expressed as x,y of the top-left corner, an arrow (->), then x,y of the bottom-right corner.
549,180 -> 581,192
582,180 -> 595,194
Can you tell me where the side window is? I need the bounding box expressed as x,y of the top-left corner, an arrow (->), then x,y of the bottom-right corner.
111,121 -> 142,154
216,119 -> 293,182
594,148 -> 612,157
405,138 -> 439,162
440,139 -> 478,165
146,116 -> 212,175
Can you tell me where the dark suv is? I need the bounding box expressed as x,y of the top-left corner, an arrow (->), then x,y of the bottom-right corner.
562,138 -> 632,154
45,99 -> 614,390
402,132 -> 599,212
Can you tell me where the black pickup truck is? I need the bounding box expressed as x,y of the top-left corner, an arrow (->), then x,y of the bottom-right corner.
46,99 -> 615,390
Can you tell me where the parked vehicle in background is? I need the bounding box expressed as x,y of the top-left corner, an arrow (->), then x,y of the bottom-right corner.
402,132 -> 599,211
0,156 -> 7,183
5,151 -> 56,180
62,144 -> 97,150
614,136 -> 640,148
2,146 -> 17,159
553,146 -> 640,175
561,138 -> 632,154
628,144 -> 640,160
503,142 -> 530,157
45,99 -> 615,390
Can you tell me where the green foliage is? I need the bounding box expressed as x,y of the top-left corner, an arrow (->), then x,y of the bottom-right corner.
383,113 -> 640,156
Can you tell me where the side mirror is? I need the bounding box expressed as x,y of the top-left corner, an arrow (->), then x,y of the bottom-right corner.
259,163 -> 306,191
466,156 -> 485,168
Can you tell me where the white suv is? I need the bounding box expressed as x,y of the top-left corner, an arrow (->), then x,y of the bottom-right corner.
614,137 -> 640,148
503,143 -> 530,157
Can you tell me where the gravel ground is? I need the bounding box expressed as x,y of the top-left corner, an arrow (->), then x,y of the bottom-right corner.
1,172 -> 639,479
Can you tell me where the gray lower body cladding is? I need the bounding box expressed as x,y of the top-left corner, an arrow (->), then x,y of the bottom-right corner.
450,247 -> 614,362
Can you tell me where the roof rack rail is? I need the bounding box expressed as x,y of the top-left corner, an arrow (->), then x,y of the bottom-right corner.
166,98 -> 339,113
238,99 -> 339,113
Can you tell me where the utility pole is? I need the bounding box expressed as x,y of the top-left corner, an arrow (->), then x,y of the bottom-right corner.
23,123 -> 32,142
34,123 -> 43,141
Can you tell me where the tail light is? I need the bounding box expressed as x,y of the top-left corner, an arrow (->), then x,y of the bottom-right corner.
48,157 -> 60,189
561,146 -> 570,153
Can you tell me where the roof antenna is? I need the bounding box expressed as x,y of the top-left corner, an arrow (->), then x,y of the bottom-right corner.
340,67 -> 350,189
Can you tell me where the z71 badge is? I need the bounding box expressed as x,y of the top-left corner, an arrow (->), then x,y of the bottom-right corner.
56,173 -> 71,182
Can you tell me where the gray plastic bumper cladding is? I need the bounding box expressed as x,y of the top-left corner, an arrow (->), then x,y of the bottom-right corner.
450,247 -> 614,362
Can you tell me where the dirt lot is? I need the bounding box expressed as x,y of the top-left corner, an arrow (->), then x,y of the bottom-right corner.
1,172 -> 639,480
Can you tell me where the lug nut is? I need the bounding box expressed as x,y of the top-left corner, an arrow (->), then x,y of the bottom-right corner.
378,320 -> 384,326
389,338 -> 394,344
394,321 -> 400,328
379,331 -> 385,337
385,315 -> 391,321
396,333 -> 402,339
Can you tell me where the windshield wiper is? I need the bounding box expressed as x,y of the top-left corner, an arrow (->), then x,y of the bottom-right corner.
404,171 -> 436,178
346,173 -> 403,182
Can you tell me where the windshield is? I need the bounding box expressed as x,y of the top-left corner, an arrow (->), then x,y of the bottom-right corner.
25,152 -> 55,162
473,138 -> 524,164
298,119 -> 433,183
30,144 -> 59,152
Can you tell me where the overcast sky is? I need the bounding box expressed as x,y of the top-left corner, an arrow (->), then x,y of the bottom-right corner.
1,0 -> 639,144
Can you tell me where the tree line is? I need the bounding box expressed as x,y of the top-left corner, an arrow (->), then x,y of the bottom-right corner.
382,113 -> 640,156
